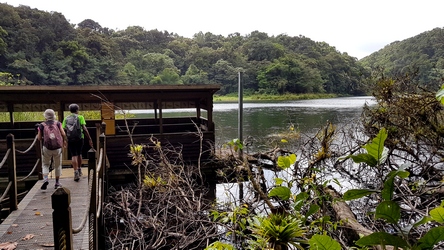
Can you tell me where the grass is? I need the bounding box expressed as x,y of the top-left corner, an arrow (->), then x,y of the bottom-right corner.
214,93 -> 339,102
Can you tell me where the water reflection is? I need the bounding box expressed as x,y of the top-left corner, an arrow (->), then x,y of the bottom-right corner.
213,96 -> 376,204
214,96 -> 375,149
129,96 -> 376,203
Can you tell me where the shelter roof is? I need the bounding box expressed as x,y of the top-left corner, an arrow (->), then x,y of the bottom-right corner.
0,85 -> 220,112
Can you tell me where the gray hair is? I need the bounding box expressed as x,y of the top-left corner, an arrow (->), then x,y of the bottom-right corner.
44,109 -> 55,121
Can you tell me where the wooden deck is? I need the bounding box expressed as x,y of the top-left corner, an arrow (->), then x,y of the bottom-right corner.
0,167 -> 89,249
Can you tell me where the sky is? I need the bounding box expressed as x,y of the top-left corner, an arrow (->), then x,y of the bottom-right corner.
3,0 -> 444,59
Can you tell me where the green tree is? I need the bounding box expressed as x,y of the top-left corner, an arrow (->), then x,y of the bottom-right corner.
158,68 -> 182,85
182,64 -> 208,84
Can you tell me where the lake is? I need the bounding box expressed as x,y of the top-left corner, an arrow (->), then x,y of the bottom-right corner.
212,96 -> 376,150
131,96 -> 376,202
130,96 -> 376,151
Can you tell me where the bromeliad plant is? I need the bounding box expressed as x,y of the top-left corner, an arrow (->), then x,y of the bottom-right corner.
343,127 -> 444,249
249,213 -> 306,250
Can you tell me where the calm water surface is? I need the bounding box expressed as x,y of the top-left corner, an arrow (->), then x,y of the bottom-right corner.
212,96 -> 376,203
213,96 -> 375,148
131,96 -> 376,202
130,96 -> 376,150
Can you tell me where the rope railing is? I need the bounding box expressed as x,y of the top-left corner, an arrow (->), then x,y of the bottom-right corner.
52,128 -> 107,250
0,132 -> 42,216
72,169 -> 94,234
72,147 -> 103,234
15,135 -> 38,154
0,148 -> 11,169
0,182 -> 12,203
96,177 -> 102,218
52,148 -> 104,250
17,159 -> 40,182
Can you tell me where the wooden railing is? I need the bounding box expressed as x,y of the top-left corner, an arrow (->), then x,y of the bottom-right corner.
52,132 -> 107,250
0,133 -> 41,213
0,134 -> 18,213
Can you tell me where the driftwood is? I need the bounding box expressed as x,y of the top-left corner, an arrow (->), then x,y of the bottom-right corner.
249,147 -> 293,169
324,186 -> 394,250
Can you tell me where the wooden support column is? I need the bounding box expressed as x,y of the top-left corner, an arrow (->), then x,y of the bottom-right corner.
52,187 -> 73,250
34,123 -> 43,180
101,101 -> 115,136
6,134 -> 17,212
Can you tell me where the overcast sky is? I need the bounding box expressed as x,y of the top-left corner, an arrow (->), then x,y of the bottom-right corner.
3,0 -> 444,59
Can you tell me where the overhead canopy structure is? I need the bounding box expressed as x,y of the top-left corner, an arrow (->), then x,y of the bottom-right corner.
0,84 -> 221,168
0,84 -> 220,133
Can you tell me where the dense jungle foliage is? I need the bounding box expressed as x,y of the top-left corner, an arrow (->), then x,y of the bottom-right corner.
0,3 -> 370,95
361,27 -> 444,91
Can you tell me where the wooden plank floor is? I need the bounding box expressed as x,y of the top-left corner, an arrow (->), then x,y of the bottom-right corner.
0,167 -> 89,249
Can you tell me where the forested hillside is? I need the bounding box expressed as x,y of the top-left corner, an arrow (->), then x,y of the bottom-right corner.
361,27 -> 444,91
0,3 -> 369,95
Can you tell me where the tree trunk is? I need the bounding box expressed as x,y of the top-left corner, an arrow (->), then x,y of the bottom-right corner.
324,186 -> 394,250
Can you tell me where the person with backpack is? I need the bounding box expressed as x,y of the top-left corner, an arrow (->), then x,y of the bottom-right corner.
37,109 -> 67,190
62,103 -> 94,181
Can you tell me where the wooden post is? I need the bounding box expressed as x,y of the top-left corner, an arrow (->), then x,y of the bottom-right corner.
35,123 -> 43,180
52,187 -> 73,250
6,134 -> 17,212
88,149 -> 98,250
101,122 -> 107,136
99,133 -> 106,249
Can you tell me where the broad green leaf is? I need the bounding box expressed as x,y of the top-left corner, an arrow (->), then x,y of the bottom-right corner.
205,241 -> 235,250
397,170 -> 409,178
436,86 -> 444,104
363,128 -> 388,166
269,186 -> 291,201
306,204 -> 320,217
294,192 -> 309,210
277,156 -> 290,169
288,153 -> 297,164
375,201 -> 401,224
417,226 -> 444,249
413,216 -> 433,228
277,154 -> 297,169
274,177 -> 285,186
382,169 -> 410,201
350,154 -> 377,167
430,207 -> 444,223
309,234 -> 341,250
381,171 -> 396,201
343,189 -> 377,201
356,232 -> 409,248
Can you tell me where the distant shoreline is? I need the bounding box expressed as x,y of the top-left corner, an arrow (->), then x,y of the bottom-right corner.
214,93 -> 340,102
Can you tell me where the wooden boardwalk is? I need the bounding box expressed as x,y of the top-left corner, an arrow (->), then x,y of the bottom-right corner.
0,167 -> 89,249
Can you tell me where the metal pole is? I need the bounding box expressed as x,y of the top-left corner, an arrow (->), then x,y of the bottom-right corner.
238,71 -> 243,160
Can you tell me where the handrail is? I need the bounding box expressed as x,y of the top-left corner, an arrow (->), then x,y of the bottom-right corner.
0,124 -> 108,249
0,182 -> 12,203
0,148 -> 11,169
15,135 -> 38,154
72,169 -> 93,234
17,159 -> 40,182
96,177 -> 102,218
52,124 -> 107,250
0,133 -> 39,215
